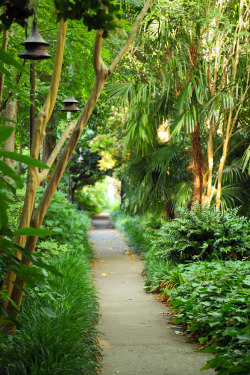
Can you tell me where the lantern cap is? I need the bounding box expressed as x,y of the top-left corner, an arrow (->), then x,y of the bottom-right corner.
63,96 -> 79,105
18,20 -> 51,60
18,47 -> 51,60
61,96 -> 80,112
21,20 -> 49,46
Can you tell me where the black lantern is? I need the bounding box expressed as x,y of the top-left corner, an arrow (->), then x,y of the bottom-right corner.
61,96 -> 80,112
18,20 -> 51,60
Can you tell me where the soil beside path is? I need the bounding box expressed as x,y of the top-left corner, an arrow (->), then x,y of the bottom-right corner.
90,213 -> 215,375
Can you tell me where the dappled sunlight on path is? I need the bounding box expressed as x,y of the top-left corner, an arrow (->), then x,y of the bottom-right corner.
89,214 -> 215,375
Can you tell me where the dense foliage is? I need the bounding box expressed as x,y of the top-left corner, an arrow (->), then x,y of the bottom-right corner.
0,190 -> 100,374
146,205 -> 250,263
110,207 -> 250,375
106,0 -> 250,215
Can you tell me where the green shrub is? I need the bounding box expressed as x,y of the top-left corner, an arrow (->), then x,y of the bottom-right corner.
110,209 -> 150,254
111,208 -> 250,375
149,204 -> 250,263
74,190 -> 102,215
0,191 -> 99,374
166,261 -> 250,375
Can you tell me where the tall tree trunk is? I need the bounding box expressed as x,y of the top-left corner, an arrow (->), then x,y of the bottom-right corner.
3,99 -> 18,170
0,8 -> 8,105
215,109 -> 232,209
190,123 -> 205,205
3,0 -> 153,328
18,144 -> 23,175
206,121 -> 213,203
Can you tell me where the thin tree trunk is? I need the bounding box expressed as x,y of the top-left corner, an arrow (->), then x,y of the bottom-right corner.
1,19 -> 68,310
3,99 -> 18,170
206,120 -> 214,203
0,7 -> 8,105
18,144 -> 23,175
215,109 -> 232,209
190,123 -> 205,205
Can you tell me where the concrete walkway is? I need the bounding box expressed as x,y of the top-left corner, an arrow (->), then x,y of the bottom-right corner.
89,214 -> 215,375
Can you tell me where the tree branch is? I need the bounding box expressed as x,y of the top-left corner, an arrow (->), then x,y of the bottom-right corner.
108,0 -> 153,74
31,19 -> 67,160
39,121 -> 76,182
93,30 -> 107,75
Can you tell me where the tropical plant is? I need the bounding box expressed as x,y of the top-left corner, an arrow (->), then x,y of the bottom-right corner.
105,0 -> 250,213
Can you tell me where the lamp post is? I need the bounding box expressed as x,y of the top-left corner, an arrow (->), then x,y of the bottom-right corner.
61,96 -> 80,202
18,19 -> 51,154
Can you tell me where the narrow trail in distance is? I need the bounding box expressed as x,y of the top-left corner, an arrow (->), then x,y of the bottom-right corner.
89,213 -> 215,375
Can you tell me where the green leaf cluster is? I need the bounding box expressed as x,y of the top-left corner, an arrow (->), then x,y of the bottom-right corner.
148,204 -> 250,262
54,0 -> 122,37
0,0 -> 34,30
167,262 -> 250,375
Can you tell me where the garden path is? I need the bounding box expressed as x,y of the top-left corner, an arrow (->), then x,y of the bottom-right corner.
89,213 -> 215,375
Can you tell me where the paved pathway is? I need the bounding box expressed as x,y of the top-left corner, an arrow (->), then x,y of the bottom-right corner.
89,214 -> 215,375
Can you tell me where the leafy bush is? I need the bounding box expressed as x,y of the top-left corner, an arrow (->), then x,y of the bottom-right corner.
149,205 -> 250,263
166,261 -> 250,375
74,190 -> 103,215
0,191 -> 99,374
110,209 -> 150,253
111,208 -> 250,375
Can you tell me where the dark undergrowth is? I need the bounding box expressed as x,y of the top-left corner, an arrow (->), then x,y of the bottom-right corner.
110,205 -> 250,375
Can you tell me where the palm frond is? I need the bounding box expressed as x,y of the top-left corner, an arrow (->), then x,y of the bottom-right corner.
241,145 -> 250,175
105,82 -> 135,107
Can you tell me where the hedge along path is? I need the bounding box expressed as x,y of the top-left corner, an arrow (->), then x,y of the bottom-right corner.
90,214 -> 215,375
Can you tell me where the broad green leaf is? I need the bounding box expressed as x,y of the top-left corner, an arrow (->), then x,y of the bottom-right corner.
0,116 -> 17,124
0,177 -> 16,194
14,227 -> 54,237
0,62 -> 10,77
0,160 -> 23,188
0,151 -> 50,169
199,336 -> 208,344
0,47 -> 26,73
0,125 -> 15,143
0,209 -> 8,230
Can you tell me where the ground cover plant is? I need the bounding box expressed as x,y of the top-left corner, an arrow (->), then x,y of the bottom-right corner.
0,190 -> 100,374
110,206 -> 250,375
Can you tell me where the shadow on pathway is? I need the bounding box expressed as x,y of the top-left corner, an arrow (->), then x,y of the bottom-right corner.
89,214 -> 215,375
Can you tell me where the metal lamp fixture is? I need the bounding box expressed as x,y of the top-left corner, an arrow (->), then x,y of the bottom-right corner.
78,147 -> 84,163
61,96 -> 80,112
18,19 -> 52,60
18,18 -> 51,157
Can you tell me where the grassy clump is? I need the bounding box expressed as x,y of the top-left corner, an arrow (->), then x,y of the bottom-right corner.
0,190 -> 99,375
111,205 -> 250,375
